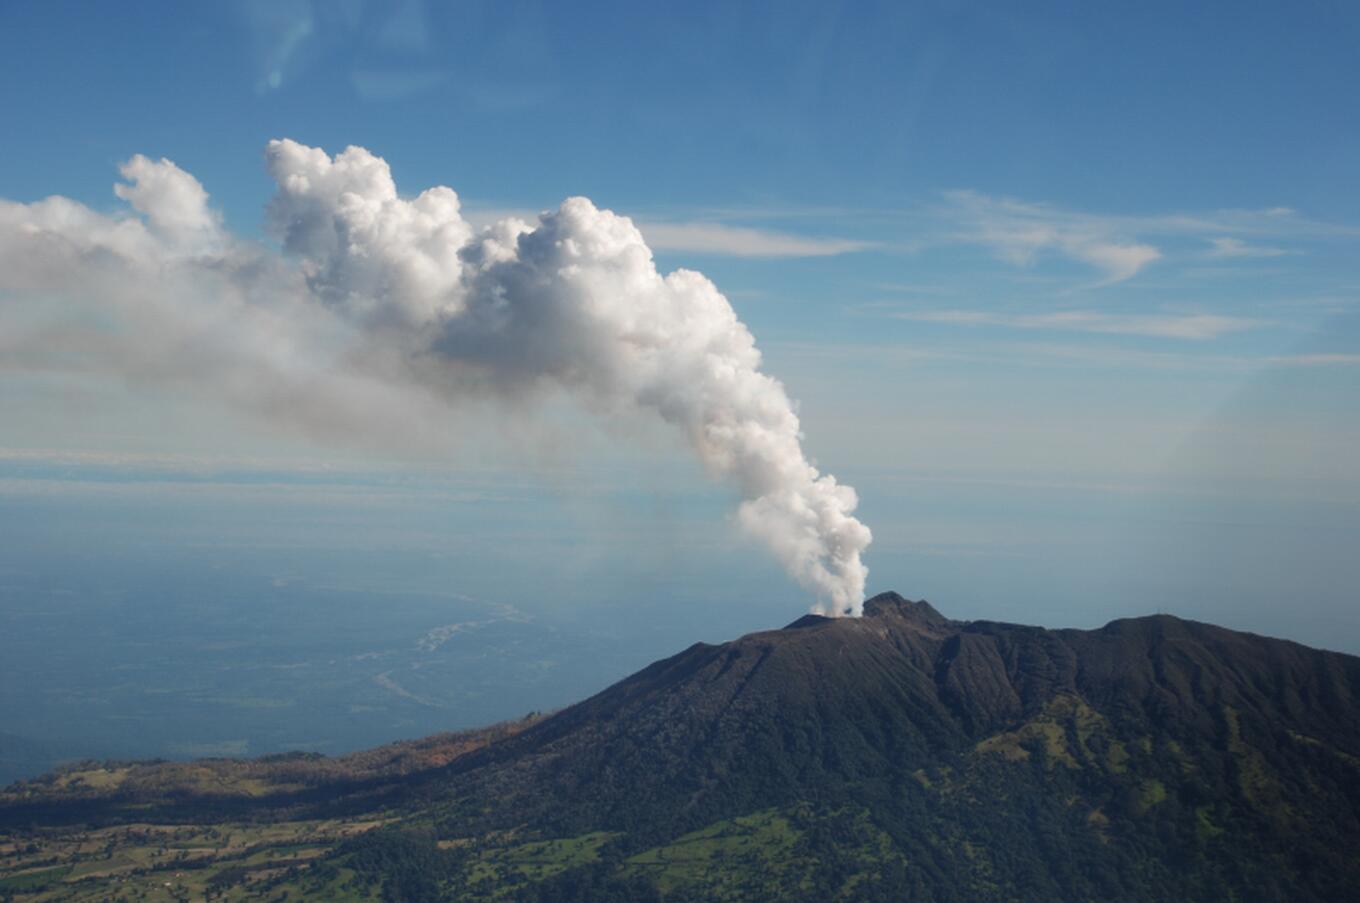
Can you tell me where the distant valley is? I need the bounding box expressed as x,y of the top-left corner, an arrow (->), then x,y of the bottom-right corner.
0,570 -> 664,784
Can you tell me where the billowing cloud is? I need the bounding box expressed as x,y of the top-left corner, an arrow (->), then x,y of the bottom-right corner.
0,140 -> 872,616
113,155 -> 223,250
265,139 -> 475,327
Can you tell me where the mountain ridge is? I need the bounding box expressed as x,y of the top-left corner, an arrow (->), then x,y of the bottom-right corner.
4,592 -> 1360,901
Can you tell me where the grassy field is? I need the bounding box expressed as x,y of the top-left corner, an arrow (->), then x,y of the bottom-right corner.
622,809 -> 802,894
0,803 -> 907,901
0,815 -> 391,901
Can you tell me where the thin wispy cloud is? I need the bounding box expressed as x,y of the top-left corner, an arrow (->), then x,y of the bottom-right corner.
940,190 -> 1161,285
872,282 -> 957,296
351,69 -> 451,102
940,193 -> 1355,244
776,338 -> 1257,375
638,221 -> 873,258
778,338 -> 1349,376
244,0 -> 315,93
1206,237 -> 1290,259
1124,206 -> 1360,241
1268,353 -> 1360,367
701,198 -> 1358,244
869,190 -> 1360,294
894,309 -> 1263,340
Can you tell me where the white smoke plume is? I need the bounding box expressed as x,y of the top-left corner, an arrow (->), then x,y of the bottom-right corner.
0,140 -> 872,615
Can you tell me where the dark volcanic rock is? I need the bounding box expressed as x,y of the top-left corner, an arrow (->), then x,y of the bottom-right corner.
413,592 -> 1360,900
439,595 -> 1356,799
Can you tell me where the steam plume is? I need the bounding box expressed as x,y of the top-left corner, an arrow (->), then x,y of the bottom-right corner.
0,141 -> 872,615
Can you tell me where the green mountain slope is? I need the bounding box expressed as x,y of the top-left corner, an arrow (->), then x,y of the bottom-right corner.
3,592 -> 1359,901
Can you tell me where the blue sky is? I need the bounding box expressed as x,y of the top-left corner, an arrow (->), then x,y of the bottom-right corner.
1,0 -> 1358,656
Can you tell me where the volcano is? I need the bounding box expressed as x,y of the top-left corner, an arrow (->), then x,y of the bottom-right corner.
4,592 -> 1360,901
